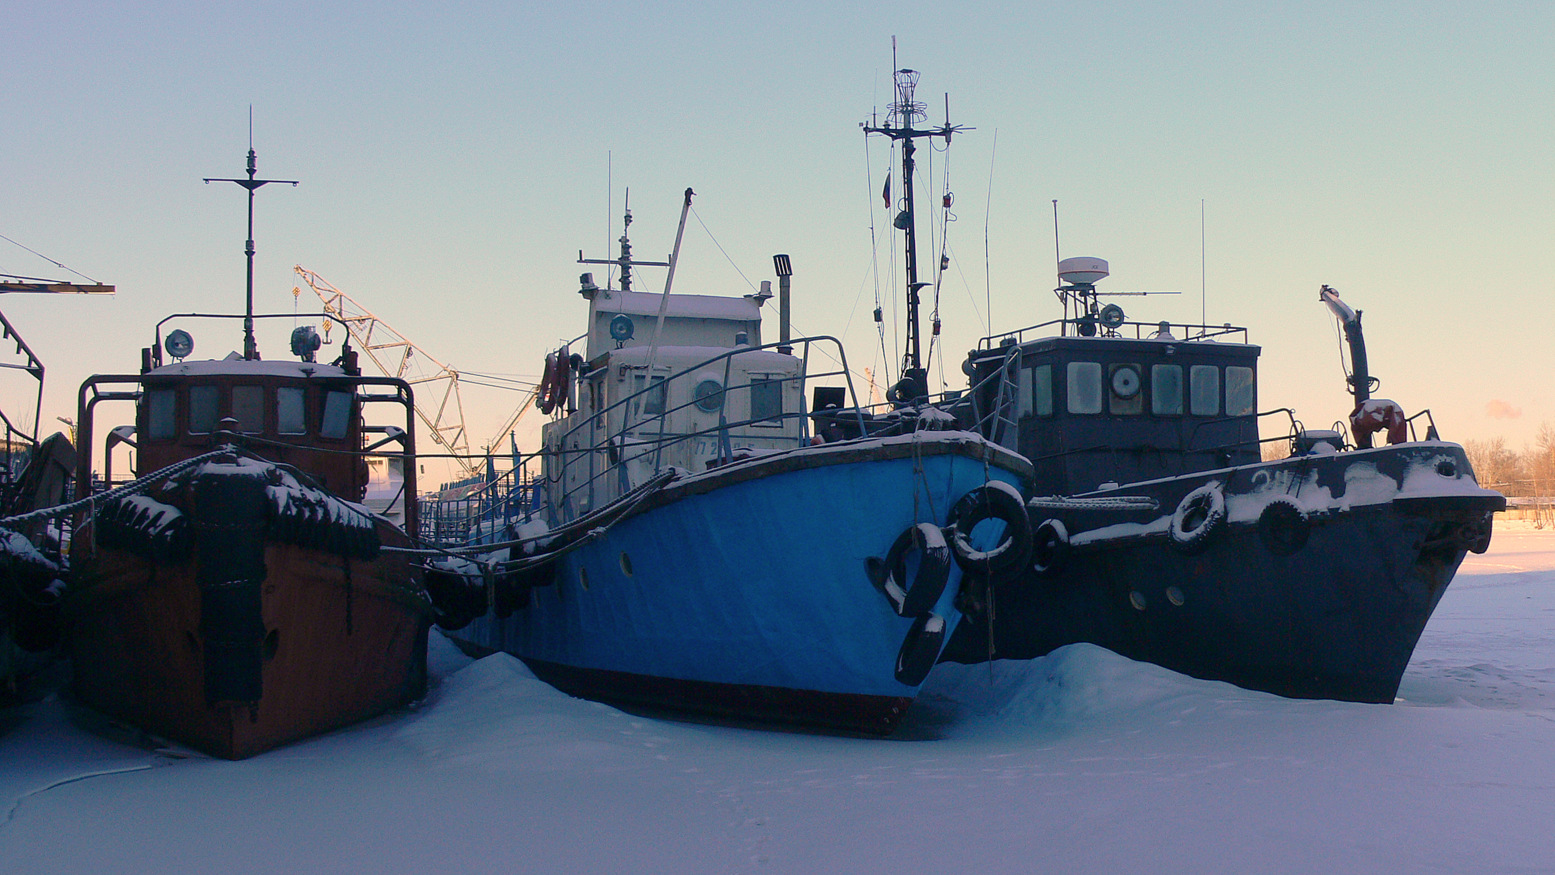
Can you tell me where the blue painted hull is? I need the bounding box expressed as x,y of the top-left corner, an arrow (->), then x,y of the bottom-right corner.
452,437 -> 1027,733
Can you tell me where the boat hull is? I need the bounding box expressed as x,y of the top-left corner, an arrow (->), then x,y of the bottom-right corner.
451,435 -> 1029,734
943,442 -> 1503,703
67,461 -> 432,759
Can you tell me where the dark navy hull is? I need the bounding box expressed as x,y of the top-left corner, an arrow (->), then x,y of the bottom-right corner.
942,442 -> 1503,703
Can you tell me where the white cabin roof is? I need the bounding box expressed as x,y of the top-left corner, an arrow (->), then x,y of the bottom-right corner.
145,355 -> 352,380
589,289 -> 763,322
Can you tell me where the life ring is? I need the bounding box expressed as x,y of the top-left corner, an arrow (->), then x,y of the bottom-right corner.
947,482 -> 1033,576
894,611 -> 947,686
537,350 -> 571,415
865,522 -> 952,617
1351,399 -> 1408,448
1257,498 -> 1310,556
1168,482 -> 1226,554
1030,518 -> 1070,577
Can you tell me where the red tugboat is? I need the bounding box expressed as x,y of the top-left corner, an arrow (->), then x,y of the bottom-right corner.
63,147 -> 433,758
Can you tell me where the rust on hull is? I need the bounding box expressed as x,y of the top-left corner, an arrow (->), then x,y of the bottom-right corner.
69,530 -> 430,759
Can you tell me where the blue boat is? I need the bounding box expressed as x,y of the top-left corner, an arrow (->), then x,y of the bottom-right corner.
433,190 -> 1032,734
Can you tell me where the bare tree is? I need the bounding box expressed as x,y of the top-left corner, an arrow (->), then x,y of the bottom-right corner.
1465,437 -> 1521,492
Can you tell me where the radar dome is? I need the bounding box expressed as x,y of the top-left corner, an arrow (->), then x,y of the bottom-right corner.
1058,256 -> 1109,286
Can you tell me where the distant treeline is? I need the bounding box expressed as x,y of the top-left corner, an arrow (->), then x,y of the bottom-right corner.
1464,426 -> 1555,500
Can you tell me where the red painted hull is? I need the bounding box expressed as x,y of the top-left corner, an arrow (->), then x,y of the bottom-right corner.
69,528 -> 431,759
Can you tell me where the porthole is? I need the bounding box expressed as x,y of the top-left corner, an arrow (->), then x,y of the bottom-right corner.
579,566 -> 590,591
1110,365 -> 1142,399
693,379 -> 725,412
1129,591 -> 1147,611
619,552 -> 634,577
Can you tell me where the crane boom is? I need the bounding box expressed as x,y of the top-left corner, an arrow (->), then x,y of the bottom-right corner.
294,265 -> 479,479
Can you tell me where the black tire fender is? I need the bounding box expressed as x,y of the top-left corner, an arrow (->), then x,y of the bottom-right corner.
1169,482 -> 1226,554
865,522 -> 952,617
947,482 -> 1033,575
894,611 -> 947,686
1030,518 -> 1070,577
1257,498 -> 1310,556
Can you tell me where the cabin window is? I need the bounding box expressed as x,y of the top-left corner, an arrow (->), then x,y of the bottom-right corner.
1152,365 -> 1183,415
147,389 -> 176,440
750,377 -> 783,424
321,390 -> 352,439
277,387 -> 307,435
188,385 -> 220,434
1226,367 -> 1255,416
1066,362 -> 1103,414
633,375 -> 667,416
1030,364 -> 1053,416
1108,364 -> 1144,415
1018,365 -> 1053,419
232,385 -> 264,433
1190,366 -> 1220,416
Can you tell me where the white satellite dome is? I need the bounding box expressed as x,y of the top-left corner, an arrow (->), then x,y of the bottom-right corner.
1058,256 -> 1109,286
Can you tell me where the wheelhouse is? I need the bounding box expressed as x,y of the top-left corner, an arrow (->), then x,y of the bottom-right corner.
75,315 -> 419,529
963,328 -> 1261,493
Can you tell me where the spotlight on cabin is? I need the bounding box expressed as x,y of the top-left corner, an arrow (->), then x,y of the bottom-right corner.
164,329 -> 195,361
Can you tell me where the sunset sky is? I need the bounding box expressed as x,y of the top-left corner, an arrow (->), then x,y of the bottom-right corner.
5,2 -> 1551,480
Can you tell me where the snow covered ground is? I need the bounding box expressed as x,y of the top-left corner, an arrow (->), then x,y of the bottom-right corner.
4,522 -> 1554,874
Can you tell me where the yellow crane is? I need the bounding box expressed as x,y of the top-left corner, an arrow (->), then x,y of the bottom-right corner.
293,266 -> 536,482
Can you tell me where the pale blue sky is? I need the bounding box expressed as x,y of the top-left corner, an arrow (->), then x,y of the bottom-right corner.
4,1 -> 1552,476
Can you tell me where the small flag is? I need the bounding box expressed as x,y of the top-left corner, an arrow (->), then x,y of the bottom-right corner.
882,174 -> 891,208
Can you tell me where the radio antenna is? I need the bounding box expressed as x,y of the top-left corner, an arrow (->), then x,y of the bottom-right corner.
1200,199 -> 1207,327
1052,199 -> 1061,273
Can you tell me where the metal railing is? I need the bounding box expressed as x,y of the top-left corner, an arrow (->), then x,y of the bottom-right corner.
976,317 -> 1250,350
544,336 -> 863,524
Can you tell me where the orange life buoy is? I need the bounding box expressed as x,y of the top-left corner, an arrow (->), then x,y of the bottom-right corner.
1351,399 -> 1407,448
536,349 -> 571,415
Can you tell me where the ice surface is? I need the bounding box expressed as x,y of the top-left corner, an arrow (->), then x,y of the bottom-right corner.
3,523 -> 1554,873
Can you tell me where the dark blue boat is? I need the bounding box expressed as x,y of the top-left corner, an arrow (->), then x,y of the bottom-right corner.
934,258 -> 1503,703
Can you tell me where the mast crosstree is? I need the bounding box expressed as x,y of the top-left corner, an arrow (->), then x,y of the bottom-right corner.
204,114 -> 297,361
863,63 -> 969,405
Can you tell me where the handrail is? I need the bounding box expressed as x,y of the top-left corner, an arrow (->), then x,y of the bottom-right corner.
976,318 -> 1251,351
544,336 -> 861,523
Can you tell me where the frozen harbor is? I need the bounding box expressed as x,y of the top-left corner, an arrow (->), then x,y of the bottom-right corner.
3,522 -> 1553,874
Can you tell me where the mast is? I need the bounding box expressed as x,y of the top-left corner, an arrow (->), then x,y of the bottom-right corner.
204,113 -> 297,360
863,61 -> 967,403
579,190 -> 670,293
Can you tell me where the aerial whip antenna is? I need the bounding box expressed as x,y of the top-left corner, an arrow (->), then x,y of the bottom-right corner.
204,106 -> 298,360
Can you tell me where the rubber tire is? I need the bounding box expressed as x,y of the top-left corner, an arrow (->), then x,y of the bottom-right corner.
894,611 -> 946,686
1257,498 -> 1309,557
1169,482 -> 1226,555
1030,518 -> 1070,577
866,522 -> 952,618
947,484 -> 1033,576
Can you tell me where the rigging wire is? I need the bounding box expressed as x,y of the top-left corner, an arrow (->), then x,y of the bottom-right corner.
984,128 -> 997,340
863,133 -> 894,400
689,205 -> 757,292
0,232 -> 104,284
